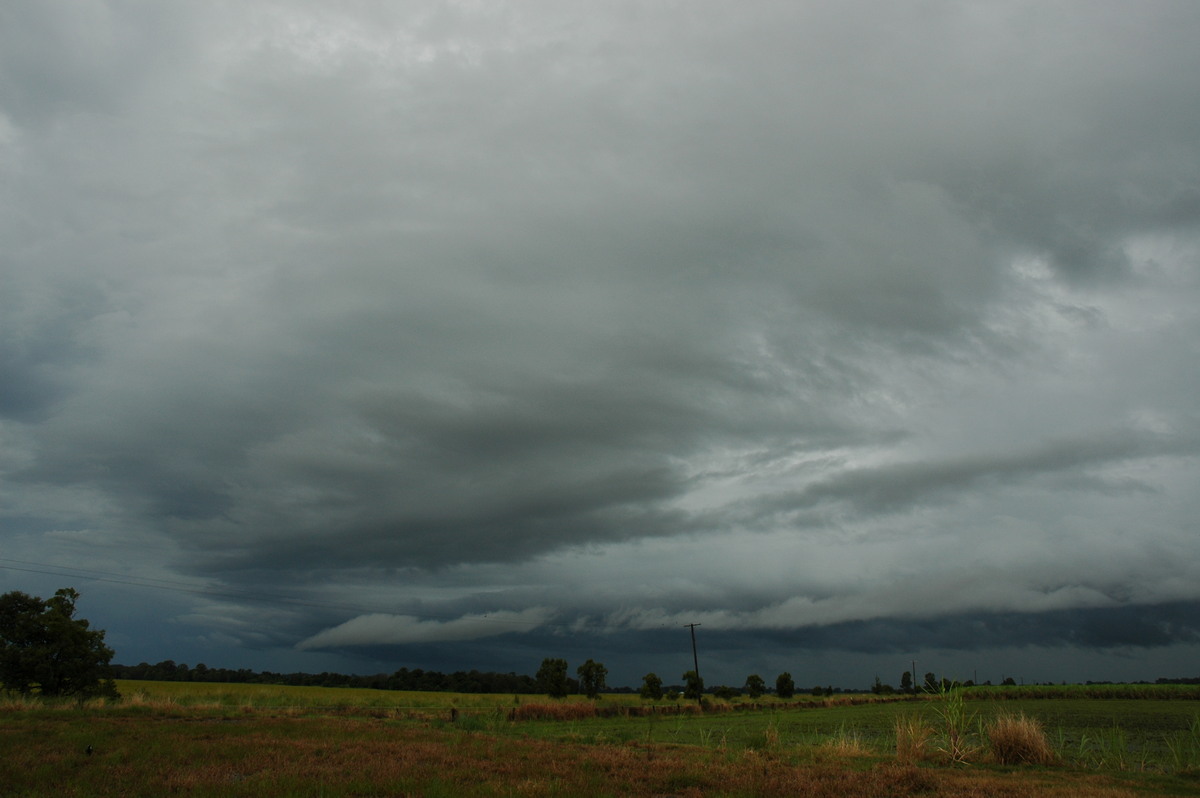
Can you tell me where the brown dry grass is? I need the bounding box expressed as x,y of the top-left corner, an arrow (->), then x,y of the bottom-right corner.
510,701 -> 599,721
0,708 -> 1158,797
895,714 -> 935,763
988,712 -> 1059,766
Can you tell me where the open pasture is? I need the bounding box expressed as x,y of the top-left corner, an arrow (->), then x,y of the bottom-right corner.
111,679 -> 528,712
501,694 -> 1200,767
3,683 -> 1199,796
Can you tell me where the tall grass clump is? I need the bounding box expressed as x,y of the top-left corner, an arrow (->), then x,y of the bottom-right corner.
987,713 -> 1057,765
1164,715 -> 1200,774
121,691 -> 188,715
930,687 -> 979,764
894,715 -> 934,763
817,724 -> 873,758
0,692 -> 41,712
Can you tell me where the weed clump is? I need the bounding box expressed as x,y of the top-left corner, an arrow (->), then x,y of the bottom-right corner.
929,688 -> 980,764
818,733 -> 872,758
894,715 -> 934,763
987,713 -> 1057,766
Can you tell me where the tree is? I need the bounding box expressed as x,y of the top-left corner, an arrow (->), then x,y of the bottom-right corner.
744,673 -> 766,698
900,670 -> 913,694
923,672 -> 938,693
0,588 -> 118,699
682,669 -> 704,701
639,672 -> 664,701
576,658 -> 608,699
535,658 -> 569,698
775,671 -> 795,699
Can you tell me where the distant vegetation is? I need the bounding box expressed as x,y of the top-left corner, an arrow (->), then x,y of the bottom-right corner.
110,660 -> 544,694
108,659 -> 1200,699
13,587 -> 1200,704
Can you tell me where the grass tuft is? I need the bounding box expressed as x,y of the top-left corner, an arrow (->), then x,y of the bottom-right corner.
929,687 -> 981,764
818,734 -> 873,758
894,715 -> 934,763
987,712 -> 1057,766
0,692 -> 40,712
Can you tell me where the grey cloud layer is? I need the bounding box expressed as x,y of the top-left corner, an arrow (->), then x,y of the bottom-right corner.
2,1 -> 1198,679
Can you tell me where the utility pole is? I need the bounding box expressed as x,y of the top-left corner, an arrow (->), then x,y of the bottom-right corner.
684,623 -> 702,707
911,660 -> 918,694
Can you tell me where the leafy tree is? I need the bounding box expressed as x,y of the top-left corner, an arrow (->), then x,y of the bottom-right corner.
743,673 -> 766,698
712,684 -> 739,700
775,671 -> 795,699
639,672 -> 664,701
923,672 -> 937,692
576,658 -> 607,699
536,658 -> 569,698
0,588 -> 118,699
900,670 -> 914,694
682,669 -> 704,701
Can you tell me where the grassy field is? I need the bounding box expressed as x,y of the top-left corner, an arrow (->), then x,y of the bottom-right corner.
2,682 -> 1199,796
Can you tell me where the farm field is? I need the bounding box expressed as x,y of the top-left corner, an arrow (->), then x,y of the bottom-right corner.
2,682 -> 1199,796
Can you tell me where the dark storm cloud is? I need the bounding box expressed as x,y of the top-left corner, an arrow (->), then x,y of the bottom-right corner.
1,1 -> 1198,680
286,601 -> 1200,688
748,431 -> 1199,521
733,601 -> 1200,655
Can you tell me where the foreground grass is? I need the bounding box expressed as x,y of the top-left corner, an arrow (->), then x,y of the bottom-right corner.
502,697 -> 1200,770
1,707 -> 1187,797
111,680 -> 530,711
5,683 -> 1199,796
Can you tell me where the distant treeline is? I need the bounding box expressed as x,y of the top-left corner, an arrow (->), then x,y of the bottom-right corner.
110,660 -> 548,694
110,660 -> 1200,694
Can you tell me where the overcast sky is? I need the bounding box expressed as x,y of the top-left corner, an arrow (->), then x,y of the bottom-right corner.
2,1 -> 1199,689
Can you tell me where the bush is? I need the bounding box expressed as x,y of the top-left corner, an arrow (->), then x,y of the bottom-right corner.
987,713 -> 1057,765
640,672 -> 664,701
535,658 -> 569,698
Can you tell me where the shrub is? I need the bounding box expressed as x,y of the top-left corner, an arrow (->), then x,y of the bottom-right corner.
535,658 -> 569,698
640,672 -> 664,701
987,713 -> 1057,765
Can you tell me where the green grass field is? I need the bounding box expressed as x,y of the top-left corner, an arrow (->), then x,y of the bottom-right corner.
3,682 -> 1199,796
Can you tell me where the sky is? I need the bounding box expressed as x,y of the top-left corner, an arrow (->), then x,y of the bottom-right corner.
2,1 -> 1199,691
